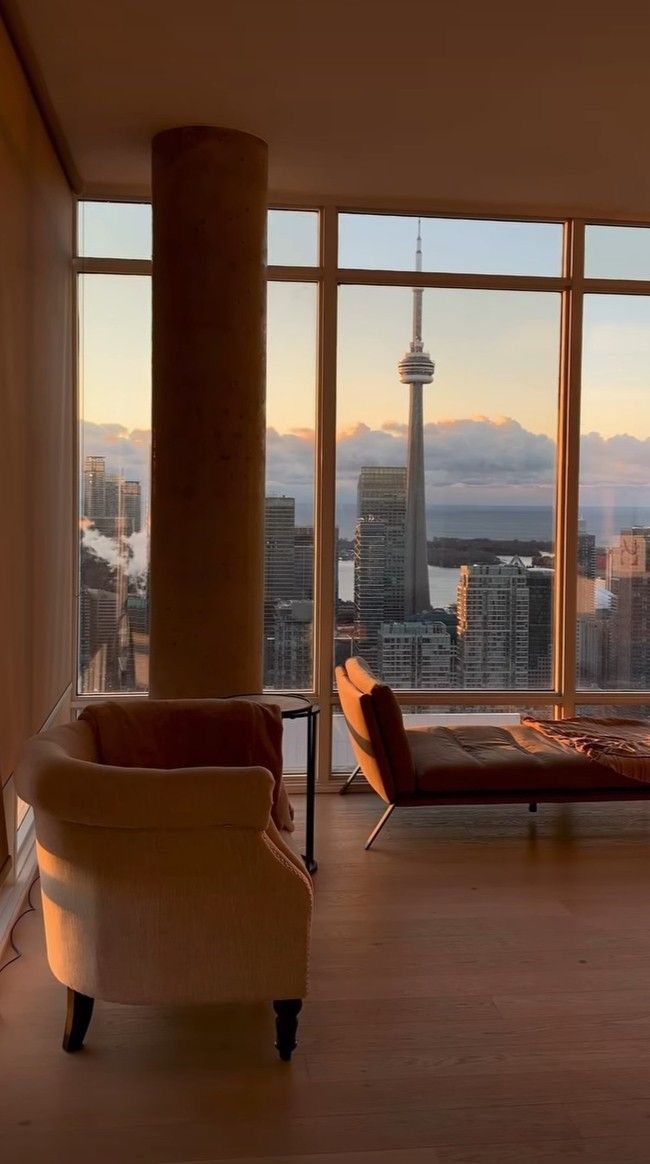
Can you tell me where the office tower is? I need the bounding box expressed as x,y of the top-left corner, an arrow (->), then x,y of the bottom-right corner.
457,563 -> 529,688
379,620 -> 452,688
84,460 -> 142,538
577,517 -> 596,579
83,455 -> 106,519
79,587 -> 135,694
354,516 -> 387,669
607,527 -> 650,687
527,567 -> 553,687
264,496 -> 296,683
294,526 -> 314,600
577,605 -> 613,688
358,466 -> 406,619
271,599 -> 313,689
123,480 -> 143,534
264,497 -> 296,605
398,221 -> 434,616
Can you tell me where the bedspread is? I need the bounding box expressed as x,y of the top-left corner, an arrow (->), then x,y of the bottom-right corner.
522,716 -> 650,784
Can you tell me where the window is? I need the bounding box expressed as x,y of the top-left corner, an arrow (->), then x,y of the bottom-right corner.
76,207 -> 650,780
577,294 -> 650,692
78,274 -> 152,694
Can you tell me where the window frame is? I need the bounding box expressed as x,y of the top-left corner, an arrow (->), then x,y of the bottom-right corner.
73,201 -> 650,787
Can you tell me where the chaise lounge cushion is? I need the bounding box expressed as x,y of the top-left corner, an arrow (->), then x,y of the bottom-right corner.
408,723 -> 641,795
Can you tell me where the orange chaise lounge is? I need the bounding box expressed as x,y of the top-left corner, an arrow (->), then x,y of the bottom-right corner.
335,657 -> 650,849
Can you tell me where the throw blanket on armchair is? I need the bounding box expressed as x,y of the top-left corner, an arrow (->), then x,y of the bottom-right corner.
522,716 -> 650,784
80,698 -> 295,831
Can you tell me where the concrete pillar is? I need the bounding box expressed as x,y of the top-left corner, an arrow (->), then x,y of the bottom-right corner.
149,127 -> 268,698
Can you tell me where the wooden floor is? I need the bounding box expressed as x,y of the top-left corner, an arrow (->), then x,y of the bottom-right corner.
3,795 -> 650,1163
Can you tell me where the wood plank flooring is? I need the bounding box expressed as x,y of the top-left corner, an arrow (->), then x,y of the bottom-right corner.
3,795 -> 650,1162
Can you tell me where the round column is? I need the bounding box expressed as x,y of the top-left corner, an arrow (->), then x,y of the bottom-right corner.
149,126 -> 268,698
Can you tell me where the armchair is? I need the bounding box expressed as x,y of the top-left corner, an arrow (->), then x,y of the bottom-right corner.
15,699 -> 313,1061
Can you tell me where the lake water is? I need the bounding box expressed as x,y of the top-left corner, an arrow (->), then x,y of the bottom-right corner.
338,556 -> 535,610
338,560 -> 459,608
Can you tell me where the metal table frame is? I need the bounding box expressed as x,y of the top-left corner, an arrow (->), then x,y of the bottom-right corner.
230,693 -> 319,874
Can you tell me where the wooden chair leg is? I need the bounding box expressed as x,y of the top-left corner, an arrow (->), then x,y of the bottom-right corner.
62,988 -> 94,1053
273,999 -> 302,1061
365,803 -> 396,850
339,765 -> 361,795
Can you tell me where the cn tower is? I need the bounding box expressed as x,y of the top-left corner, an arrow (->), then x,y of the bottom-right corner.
398,220 -> 434,616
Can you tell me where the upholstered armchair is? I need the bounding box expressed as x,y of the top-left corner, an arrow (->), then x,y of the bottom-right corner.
15,699 -> 313,1061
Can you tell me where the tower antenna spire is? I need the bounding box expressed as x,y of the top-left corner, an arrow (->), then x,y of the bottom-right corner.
398,219 -> 435,616
412,219 -> 423,344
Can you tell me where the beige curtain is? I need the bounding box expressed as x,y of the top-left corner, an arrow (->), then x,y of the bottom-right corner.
0,17 -> 74,883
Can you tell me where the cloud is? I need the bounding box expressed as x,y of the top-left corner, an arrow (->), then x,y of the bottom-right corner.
82,416 -> 650,514
82,421 -> 151,486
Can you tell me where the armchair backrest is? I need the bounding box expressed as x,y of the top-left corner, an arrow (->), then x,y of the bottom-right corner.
335,658 -> 416,800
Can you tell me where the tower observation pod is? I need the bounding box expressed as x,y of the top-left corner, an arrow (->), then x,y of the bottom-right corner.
398,220 -> 434,617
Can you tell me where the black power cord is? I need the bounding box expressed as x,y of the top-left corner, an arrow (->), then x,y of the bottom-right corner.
0,873 -> 40,977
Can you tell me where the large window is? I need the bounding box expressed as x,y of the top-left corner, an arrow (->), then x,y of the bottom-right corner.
75,206 -> 650,780
336,275 -> 560,691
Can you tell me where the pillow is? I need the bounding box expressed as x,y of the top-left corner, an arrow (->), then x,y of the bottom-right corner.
80,698 -> 294,831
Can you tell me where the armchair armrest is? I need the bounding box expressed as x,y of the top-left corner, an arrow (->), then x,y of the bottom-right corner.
16,737 -> 274,831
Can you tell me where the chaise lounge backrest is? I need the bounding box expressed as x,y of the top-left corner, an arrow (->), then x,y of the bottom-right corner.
335,658 -> 416,801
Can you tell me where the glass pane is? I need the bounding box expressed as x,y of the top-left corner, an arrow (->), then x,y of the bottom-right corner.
336,279 -> 560,690
78,275 -> 151,693
268,210 -> 319,266
264,283 -> 317,690
585,225 -> 650,280
577,704 -> 650,718
78,204 -> 319,266
339,214 -> 562,275
78,201 -> 152,260
577,296 -> 650,691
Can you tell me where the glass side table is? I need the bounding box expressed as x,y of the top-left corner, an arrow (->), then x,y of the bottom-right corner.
231,693 -> 319,874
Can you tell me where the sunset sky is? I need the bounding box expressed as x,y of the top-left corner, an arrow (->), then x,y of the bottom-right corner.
79,205 -> 650,521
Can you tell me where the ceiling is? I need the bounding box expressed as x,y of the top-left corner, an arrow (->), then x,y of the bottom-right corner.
5,0 -> 650,217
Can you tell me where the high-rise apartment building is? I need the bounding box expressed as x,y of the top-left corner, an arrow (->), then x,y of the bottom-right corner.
379,620 -> 452,688
457,563 -> 529,688
271,599 -> 313,689
527,567 -> 553,688
577,518 -> 596,579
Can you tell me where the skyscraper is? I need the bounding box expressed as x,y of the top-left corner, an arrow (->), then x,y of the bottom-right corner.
527,567 -> 553,688
83,455 -> 106,520
398,221 -> 434,617
263,496 -> 296,683
379,620 -> 452,688
354,516 -> 387,669
357,466 -> 406,620
607,527 -> 650,687
457,563 -> 529,688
